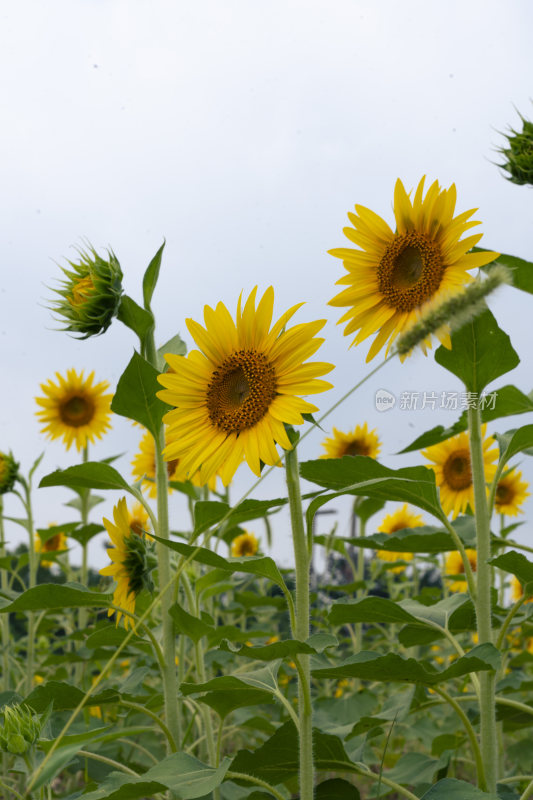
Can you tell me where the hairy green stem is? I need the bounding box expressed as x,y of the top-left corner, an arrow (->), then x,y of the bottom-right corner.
468,405 -> 497,792
0,499 -> 10,692
430,685 -> 486,789
19,478 -> 36,695
225,771 -> 287,800
285,444 -> 314,800
355,517 -> 366,651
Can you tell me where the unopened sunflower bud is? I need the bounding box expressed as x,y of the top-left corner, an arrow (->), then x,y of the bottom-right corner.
50,243 -> 123,339
498,111 -> 533,186
0,704 -> 41,755
396,265 -> 511,357
0,451 -> 19,495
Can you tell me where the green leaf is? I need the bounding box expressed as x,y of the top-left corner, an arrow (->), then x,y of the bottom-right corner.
169,603 -> 215,643
25,681 -> 118,712
199,688 -> 272,720
315,779 -> 360,800
149,534 -> 231,570
111,351 -> 170,436
485,251 -> 533,295
354,497 -> 385,523
434,309 -> 519,394
36,522 -> 80,542
386,752 -> 447,785
488,550 -> 533,584
399,385 -> 533,453
85,625 -> 143,649
329,597 -> 421,626
194,497 -> 286,535
494,424 -> 533,465
67,523 -> 105,547
77,753 -> 231,800
230,721 -> 357,785
312,644 -> 500,685
39,462 -> 131,493
349,515 -> 476,554
157,332 -> 187,370
300,457 -> 442,519
142,240 -> 165,310
218,638 -> 316,662
420,778 -> 500,799
0,583 -> 112,613
181,662 -> 281,698
65,493 -> 105,512
117,294 -> 154,344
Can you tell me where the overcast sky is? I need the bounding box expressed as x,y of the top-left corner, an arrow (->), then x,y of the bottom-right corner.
1,0 -> 532,571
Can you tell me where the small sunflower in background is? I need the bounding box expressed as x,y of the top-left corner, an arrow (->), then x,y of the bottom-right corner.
100,498 -> 155,630
494,468 -> 530,517
157,286 -> 334,486
0,451 -> 19,495
131,429 -> 217,497
375,504 -> 422,573
422,427 -> 498,518
445,549 -> 477,592
127,502 -> 151,538
35,528 -> 68,568
510,575 -> 533,604
231,531 -> 259,557
35,369 -> 112,452
329,176 -> 499,361
320,422 -> 381,459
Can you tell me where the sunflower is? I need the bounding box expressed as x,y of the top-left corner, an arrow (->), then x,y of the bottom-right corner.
100,498 -> 154,629
375,504 -> 422,572
510,575 -> 533,604
231,531 -> 259,557
329,177 -> 499,361
0,451 -> 18,495
494,468 -> 530,517
127,502 -> 151,537
35,369 -> 112,452
157,287 -> 334,486
35,529 -> 68,568
445,549 -> 477,592
422,426 -> 498,518
320,422 -> 381,459
131,429 -> 216,497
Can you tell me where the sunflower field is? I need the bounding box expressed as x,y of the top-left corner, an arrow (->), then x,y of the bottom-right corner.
3,155 -> 533,800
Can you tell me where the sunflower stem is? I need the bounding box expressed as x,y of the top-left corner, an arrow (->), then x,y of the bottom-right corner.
76,445 -> 90,684
468,404 -> 497,792
285,443 -> 314,800
0,498 -> 10,693
355,517 -> 366,653
18,476 -> 36,696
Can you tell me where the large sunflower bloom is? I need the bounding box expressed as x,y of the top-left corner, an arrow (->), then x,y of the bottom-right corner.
445,549 -> 477,593
329,177 -> 499,361
494,468 -> 530,517
35,369 -> 112,451
157,287 -> 334,486
375,504 -> 422,572
422,426 -> 498,518
320,422 -> 381,459
100,498 -> 154,629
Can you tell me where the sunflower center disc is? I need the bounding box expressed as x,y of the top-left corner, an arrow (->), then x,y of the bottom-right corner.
443,449 -> 472,491
166,458 -> 179,479
45,534 -> 62,551
496,484 -> 512,504
60,395 -> 95,427
344,439 -> 371,456
377,231 -> 445,312
207,350 -> 277,433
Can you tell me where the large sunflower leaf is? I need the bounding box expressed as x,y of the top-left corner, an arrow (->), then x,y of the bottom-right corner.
420,778 -> 500,799
299,457 -> 442,518
481,250 -> 533,295
194,497 -> 287,534
111,351 -> 169,436
0,584 -> 112,613
315,779 -> 360,800
39,462 -> 131,493
434,309 -> 519,394
311,643 -> 500,685
181,662 -> 281,698
346,515 -> 476,554
488,550 -> 533,584
399,385 -> 533,453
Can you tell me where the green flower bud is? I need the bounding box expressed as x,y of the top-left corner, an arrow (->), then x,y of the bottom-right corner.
0,704 -> 42,754
50,242 -> 123,338
0,450 -> 19,495
498,110 -> 533,186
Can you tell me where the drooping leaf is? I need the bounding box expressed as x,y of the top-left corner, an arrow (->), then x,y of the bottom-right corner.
329,596 -> 421,626
0,584 -> 112,613
348,515 -> 476,554
434,309 -> 519,394
111,351 -> 169,436
39,462 -> 131,493
142,240 -> 165,310
117,294 -> 154,345
311,644 -> 500,685
489,550 -> 533,584
157,332 -> 187,370
218,638 -> 316,662
399,385 -> 533,453
25,680 -> 118,712
493,425 -> 533,465
484,251 -> 533,295
194,497 -> 287,535
169,603 -> 215,643
181,662 -> 281,698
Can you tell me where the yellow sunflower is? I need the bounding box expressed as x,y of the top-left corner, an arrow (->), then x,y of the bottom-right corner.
494,468 -> 530,517
320,422 -> 381,459
445,549 -> 477,592
510,575 -> 533,604
231,531 -> 259,557
157,287 -> 334,486
127,502 -> 151,537
131,429 -> 217,497
35,529 -> 68,568
375,504 -> 422,572
100,498 -> 154,629
35,368 -> 112,451
422,426 -> 498,518
329,176 -> 499,361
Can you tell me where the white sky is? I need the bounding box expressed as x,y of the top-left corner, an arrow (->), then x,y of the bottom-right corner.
1,0 -> 532,571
